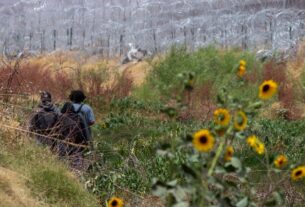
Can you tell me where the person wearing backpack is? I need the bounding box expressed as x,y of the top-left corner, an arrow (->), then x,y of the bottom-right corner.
55,102 -> 87,155
69,90 -> 95,141
55,102 -> 90,170
29,91 -> 60,147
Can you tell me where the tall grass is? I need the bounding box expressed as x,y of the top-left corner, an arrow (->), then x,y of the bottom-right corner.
1,46 -> 305,206
0,127 -> 100,207
134,46 -> 263,121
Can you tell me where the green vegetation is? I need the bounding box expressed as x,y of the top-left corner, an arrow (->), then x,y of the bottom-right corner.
1,46 -> 305,206
135,46 -> 261,103
87,97 -> 305,205
85,47 -> 305,206
0,127 -> 100,207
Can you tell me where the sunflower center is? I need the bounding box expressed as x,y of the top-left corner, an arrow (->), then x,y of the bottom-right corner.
111,200 -> 118,207
227,151 -> 232,156
295,170 -> 302,176
278,160 -> 283,165
199,136 -> 208,144
219,114 -> 225,121
262,84 -> 270,92
237,116 -> 244,125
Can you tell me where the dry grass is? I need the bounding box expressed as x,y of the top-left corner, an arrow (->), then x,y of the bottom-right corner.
0,51 -> 151,109
262,60 -> 302,120
0,103 -> 101,207
264,40 -> 305,120
178,81 -> 216,121
284,40 -> 305,119
0,167 -> 45,207
119,61 -> 151,86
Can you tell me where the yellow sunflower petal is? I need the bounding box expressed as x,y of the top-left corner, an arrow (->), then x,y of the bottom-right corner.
192,129 -> 215,152
237,65 -> 246,77
259,80 -> 278,100
246,135 -> 258,147
239,60 -> 246,67
214,108 -> 231,127
254,142 -> 265,155
246,135 -> 265,155
234,111 -> 247,131
274,155 -> 288,168
108,197 -> 124,207
291,166 -> 305,181
224,145 -> 234,161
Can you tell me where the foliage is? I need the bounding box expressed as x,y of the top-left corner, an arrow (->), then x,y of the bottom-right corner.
85,52 -> 305,206
150,61 -> 305,207
137,46 -> 261,106
0,126 -> 100,207
2,47 -> 305,206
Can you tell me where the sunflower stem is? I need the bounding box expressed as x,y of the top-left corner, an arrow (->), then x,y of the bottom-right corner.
208,138 -> 226,176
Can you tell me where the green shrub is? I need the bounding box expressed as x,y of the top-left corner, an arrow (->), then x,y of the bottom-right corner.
135,46 -> 262,103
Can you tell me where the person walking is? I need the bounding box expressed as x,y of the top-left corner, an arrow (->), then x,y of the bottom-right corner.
29,91 -> 60,147
54,102 -> 89,170
69,90 -> 95,141
58,90 -> 95,170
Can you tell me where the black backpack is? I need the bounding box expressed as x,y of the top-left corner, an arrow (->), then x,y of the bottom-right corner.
57,103 -> 89,144
30,108 -> 58,134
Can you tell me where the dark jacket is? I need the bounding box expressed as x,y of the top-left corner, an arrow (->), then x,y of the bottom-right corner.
29,101 -> 59,146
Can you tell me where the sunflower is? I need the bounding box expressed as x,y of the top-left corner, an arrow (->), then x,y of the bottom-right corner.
234,111 -> 247,131
224,145 -> 234,161
192,129 -> 215,152
238,65 -> 246,77
246,135 -> 265,155
274,155 -> 288,168
291,166 -> 305,181
107,197 -> 124,207
246,135 -> 258,147
214,108 -> 231,127
258,80 -> 278,100
255,142 -> 265,155
239,60 -> 246,67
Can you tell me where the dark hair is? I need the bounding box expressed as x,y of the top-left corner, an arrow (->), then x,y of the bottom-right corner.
61,102 -> 75,114
69,90 -> 86,103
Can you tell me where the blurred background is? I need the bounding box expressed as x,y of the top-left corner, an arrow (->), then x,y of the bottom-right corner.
1,0 -> 305,57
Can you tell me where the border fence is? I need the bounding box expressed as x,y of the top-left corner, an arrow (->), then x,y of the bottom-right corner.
1,0 -> 305,57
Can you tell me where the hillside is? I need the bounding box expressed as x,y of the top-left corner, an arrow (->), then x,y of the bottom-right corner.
0,106 -> 100,207
0,167 -> 41,207
1,43 -> 305,206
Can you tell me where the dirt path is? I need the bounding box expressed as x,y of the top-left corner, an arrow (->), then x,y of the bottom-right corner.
118,61 -> 151,86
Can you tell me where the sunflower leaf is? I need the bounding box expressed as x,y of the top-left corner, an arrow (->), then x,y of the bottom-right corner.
184,134 -> 193,142
264,192 -> 283,206
173,202 -> 189,207
181,164 -> 198,178
225,157 -> 242,173
236,197 -> 248,207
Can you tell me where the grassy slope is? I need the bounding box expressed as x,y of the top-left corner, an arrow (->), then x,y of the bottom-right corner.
1,44 -> 305,206
0,123 -> 100,207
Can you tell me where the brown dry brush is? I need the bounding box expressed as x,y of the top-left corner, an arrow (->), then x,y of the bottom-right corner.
178,81 -> 216,121
0,62 -> 74,101
89,71 -> 134,107
262,60 -> 300,120
0,61 -> 120,104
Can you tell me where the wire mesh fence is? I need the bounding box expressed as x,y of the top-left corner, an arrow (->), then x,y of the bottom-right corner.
0,0 -> 305,57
